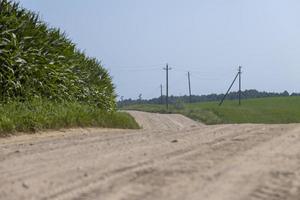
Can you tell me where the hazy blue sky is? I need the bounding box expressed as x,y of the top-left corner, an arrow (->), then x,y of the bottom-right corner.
16,0 -> 300,99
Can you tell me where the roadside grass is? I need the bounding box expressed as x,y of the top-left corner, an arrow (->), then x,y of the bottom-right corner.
0,100 -> 140,137
122,96 -> 300,125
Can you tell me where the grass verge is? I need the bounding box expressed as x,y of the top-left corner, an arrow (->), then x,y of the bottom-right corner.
122,96 -> 300,125
0,99 -> 139,137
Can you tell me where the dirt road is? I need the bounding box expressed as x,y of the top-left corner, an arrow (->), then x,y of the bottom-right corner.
1,111 -> 300,200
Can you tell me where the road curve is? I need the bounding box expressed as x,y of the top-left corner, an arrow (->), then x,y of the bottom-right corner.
1,111 -> 300,200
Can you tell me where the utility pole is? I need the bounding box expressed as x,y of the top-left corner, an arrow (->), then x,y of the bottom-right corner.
238,66 -> 242,105
219,66 -> 242,106
163,63 -> 171,109
160,84 -> 163,104
138,94 -> 142,104
188,72 -> 192,103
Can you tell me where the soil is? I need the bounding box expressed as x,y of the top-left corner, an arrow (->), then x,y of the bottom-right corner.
1,111 -> 300,200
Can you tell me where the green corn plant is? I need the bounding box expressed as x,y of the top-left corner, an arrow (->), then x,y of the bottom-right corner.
0,0 -> 116,111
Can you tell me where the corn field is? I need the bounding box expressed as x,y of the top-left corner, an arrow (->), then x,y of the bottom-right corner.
0,0 -> 116,111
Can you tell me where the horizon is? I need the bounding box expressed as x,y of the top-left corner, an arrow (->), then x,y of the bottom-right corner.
16,0 -> 300,100
120,88 -> 293,101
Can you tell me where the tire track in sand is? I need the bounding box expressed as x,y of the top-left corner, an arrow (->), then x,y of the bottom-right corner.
0,111 -> 300,200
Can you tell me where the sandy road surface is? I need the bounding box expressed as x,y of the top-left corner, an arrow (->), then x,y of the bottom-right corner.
1,111 -> 300,200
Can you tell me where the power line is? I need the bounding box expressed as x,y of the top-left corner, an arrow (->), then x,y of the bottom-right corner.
190,73 -> 224,81
108,67 -> 161,71
172,68 -> 233,78
111,63 -> 246,101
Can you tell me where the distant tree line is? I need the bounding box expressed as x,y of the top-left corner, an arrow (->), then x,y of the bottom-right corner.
118,89 -> 299,107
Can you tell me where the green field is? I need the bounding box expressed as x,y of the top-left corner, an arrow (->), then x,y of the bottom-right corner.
123,96 -> 300,124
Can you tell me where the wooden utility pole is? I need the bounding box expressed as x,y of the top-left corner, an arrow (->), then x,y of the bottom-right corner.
160,84 -> 163,104
238,66 -> 242,105
163,64 -> 171,109
188,72 -> 192,103
219,66 -> 242,106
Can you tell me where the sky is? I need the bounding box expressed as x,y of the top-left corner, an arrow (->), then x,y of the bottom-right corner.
16,0 -> 300,100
